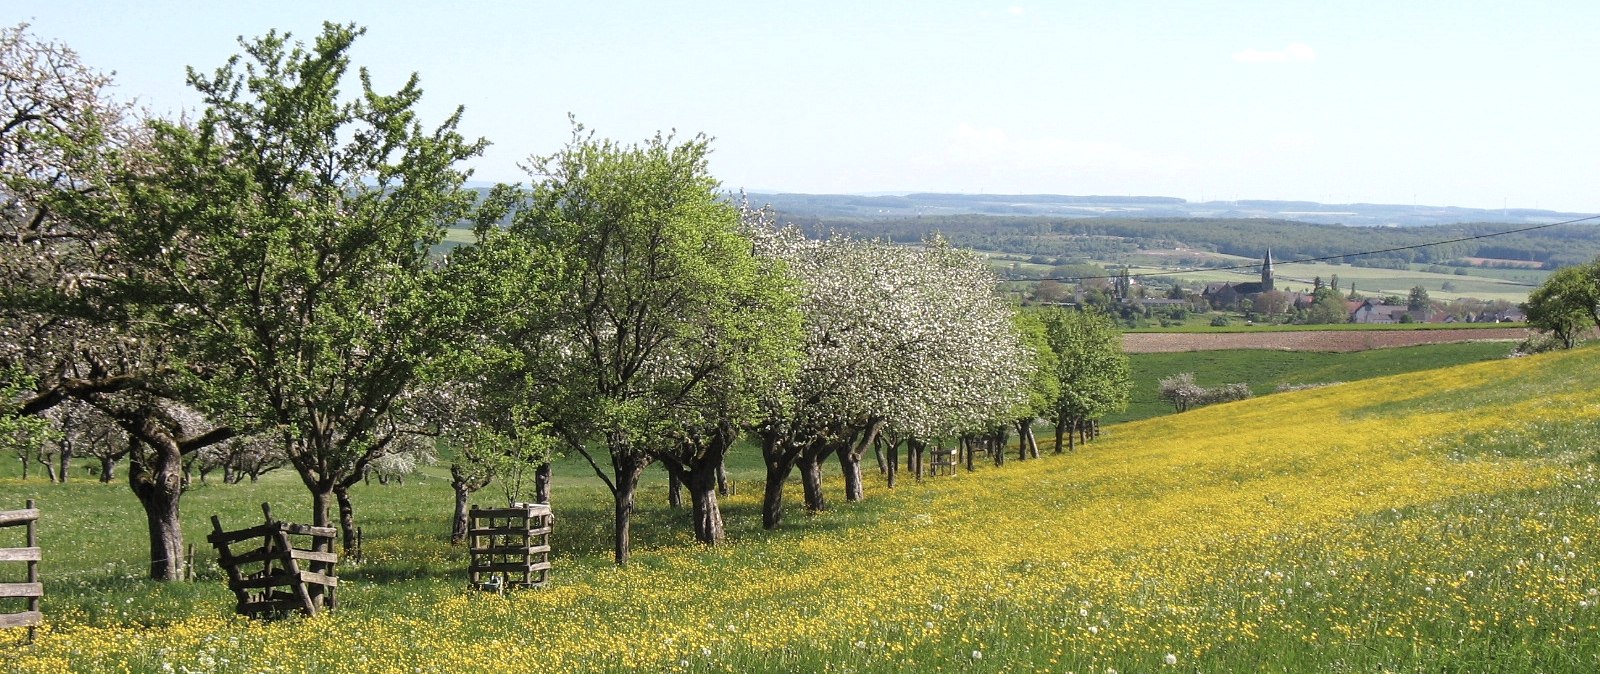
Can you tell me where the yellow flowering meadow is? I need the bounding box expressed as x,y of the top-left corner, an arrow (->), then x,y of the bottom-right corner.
8,347 -> 1600,672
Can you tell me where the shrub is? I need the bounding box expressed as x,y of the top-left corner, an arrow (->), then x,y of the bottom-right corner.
1158,373 -> 1253,412
1511,333 -> 1566,357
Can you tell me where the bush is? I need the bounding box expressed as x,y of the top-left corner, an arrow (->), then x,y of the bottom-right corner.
1210,315 -> 1229,327
1511,333 -> 1566,357
1158,373 -> 1253,412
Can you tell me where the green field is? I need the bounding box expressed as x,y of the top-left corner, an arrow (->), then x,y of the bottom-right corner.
1108,340 -> 1514,424
977,248 -> 1538,303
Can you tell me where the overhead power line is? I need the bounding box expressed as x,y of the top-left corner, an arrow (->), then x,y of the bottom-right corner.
1019,213 -> 1600,283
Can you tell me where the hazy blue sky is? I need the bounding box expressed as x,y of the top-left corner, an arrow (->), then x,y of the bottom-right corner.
13,1 -> 1600,211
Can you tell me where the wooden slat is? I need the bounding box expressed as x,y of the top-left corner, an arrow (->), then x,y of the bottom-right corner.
279,523 -> 337,538
0,582 -> 42,599
208,522 -> 276,545
471,561 -> 553,573
230,569 -> 337,591
0,547 -> 41,562
0,610 -> 42,628
296,570 -> 338,588
231,547 -> 338,566
230,572 -> 297,591
473,544 -> 551,556
231,569 -> 334,588
471,506 -> 551,518
0,509 -> 39,528
468,527 -> 552,537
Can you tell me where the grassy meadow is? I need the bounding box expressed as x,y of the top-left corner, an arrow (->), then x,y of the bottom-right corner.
1110,340 -> 1514,423
5,346 -> 1600,672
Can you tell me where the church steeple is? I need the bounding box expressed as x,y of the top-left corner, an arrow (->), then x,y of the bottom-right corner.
1261,248 -> 1275,291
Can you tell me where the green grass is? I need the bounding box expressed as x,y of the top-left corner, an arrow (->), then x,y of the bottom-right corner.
1108,340 -> 1514,424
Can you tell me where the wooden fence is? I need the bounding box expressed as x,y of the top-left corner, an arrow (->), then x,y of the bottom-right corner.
209,503 -> 338,619
1,500 -> 42,642
468,503 -> 552,592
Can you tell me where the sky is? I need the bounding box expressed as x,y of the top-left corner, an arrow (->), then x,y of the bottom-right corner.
12,0 -> 1600,212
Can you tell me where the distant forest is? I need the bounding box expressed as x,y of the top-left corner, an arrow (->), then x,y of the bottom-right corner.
773,214 -> 1600,269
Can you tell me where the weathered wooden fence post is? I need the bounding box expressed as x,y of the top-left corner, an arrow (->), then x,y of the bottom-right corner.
1,500 -> 43,643
208,503 -> 338,619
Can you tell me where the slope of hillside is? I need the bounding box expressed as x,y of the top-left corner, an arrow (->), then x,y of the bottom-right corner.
11,348 -> 1600,672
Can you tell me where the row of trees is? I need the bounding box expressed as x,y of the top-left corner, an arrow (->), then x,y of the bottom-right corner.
1,23 -> 1134,574
824,214 -> 1600,271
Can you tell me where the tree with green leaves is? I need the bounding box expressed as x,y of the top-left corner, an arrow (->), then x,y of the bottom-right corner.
0,23 -> 243,581
1009,309 -> 1060,460
91,23 -> 487,554
1042,308 -> 1130,452
1525,261 -> 1600,348
515,127 -> 800,561
1407,286 -> 1431,313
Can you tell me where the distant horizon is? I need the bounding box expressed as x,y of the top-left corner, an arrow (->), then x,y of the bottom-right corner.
464,180 -> 1587,214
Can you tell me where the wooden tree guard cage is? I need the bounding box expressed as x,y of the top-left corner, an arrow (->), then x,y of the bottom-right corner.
209,503 -> 338,619
929,445 -> 958,476
468,503 -> 552,592
1,500 -> 42,642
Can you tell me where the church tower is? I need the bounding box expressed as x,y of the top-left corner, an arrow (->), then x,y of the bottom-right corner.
1261,248 -> 1275,292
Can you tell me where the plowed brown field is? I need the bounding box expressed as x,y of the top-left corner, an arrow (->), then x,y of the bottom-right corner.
1122,327 -> 1530,353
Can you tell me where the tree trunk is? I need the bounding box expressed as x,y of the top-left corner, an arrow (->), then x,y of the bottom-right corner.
127,435 -> 185,582
312,488 -> 334,530
993,429 -> 1006,467
44,459 -> 58,484
1068,418 -> 1077,452
716,461 -> 730,496
759,429 -> 798,530
668,430 -> 733,545
223,462 -> 236,485
667,469 -> 684,509
99,456 -> 116,482
838,419 -> 883,502
450,476 -> 471,545
335,485 -> 358,555
886,439 -> 899,489
687,463 -> 725,544
534,462 -> 552,504
799,451 -> 827,513
762,459 -> 791,530
964,436 -> 975,471
612,466 -> 640,566
604,445 -> 650,566
838,447 -> 863,502
873,436 -> 886,475
57,444 -> 72,483
1054,414 -> 1066,454
18,452 -> 29,480
908,438 -> 926,480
